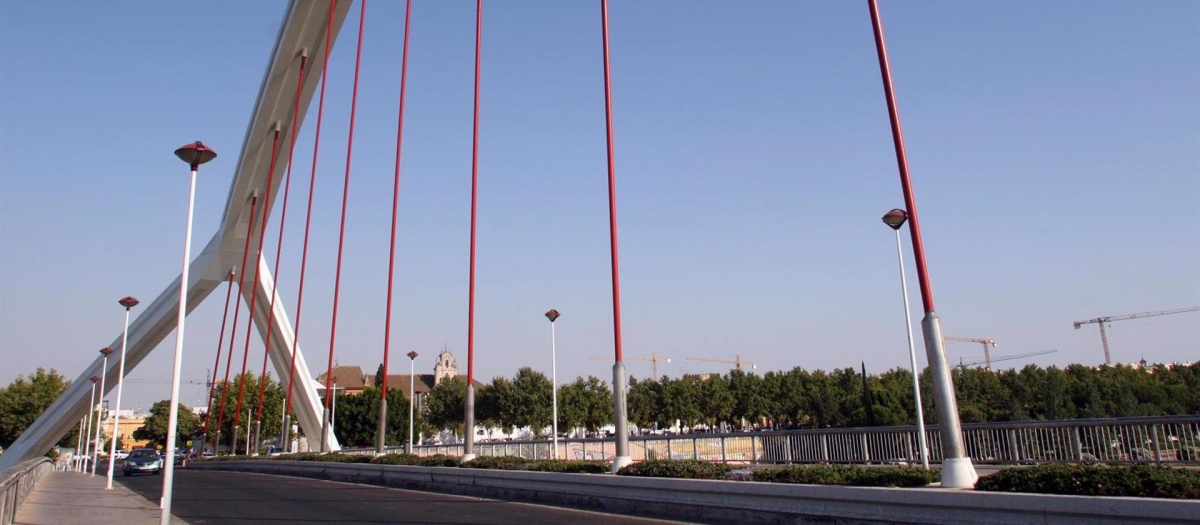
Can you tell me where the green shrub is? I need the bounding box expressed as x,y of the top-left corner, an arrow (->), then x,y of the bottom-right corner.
526,460 -> 609,474
204,454 -> 253,461
459,456 -> 608,473
617,460 -> 732,480
461,455 -> 534,470
750,465 -> 939,487
369,454 -> 461,467
975,464 -> 1200,499
275,452 -> 372,463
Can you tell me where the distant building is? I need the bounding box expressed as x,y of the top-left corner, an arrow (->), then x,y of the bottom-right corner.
314,347 -> 482,411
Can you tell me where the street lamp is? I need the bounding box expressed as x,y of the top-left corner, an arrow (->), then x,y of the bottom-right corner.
161,141 -> 216,524
544,309 -> 561,459
75,416 -> 86,472
882,209 -> 929,470
867,0 -> 977,487
406,351 -> 418,454
107,296 -> 138,488
84,375 -> 99,473
91,348 -> 114,475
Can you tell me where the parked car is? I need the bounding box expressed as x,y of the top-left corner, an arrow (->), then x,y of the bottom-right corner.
264,446 -> 283,457
123,449 -> 163,476
112,450 -> 129,461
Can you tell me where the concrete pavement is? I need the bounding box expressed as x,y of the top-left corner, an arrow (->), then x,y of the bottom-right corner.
14,470 -> 184,525
118,469 -> 684,524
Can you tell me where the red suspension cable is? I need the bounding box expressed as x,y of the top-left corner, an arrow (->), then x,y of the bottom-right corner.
256,53 -> 307,424
233,127 -> 282,434
202,271 -> 235,437
467,0 -> 481,386
217,194 -> 259,435
286,0 -> 334,417
600,0 -> 624,363
381,0 -> 413,397
325,0 -> 367,415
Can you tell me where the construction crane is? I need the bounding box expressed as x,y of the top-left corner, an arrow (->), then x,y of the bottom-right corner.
686,354 -> 756,371
1074,306 -> 1200,365
591,352 -> 672,379
958,349 -> 1057,371
945,337 -> 999,371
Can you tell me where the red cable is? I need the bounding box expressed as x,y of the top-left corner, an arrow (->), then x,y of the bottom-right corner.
325,0 -> 367,414
600,0 -> 623,362
256,54 -> 307,424
381,0 -> 413,398
285,0 -> 334,418
216,195 -> 258,435
234,127 -> 282,434
467,0 -> 481,386
202,271 -> 235,437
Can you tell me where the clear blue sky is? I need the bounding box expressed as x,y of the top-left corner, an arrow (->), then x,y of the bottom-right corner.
2,1 -> 1197,411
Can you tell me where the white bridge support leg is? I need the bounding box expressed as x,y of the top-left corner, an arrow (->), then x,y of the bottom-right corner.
0,236 -> 222,472
0,0 -> 353,472
246,253 -> 338,452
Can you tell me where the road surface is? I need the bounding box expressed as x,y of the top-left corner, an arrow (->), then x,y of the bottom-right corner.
118,469 -> 681,524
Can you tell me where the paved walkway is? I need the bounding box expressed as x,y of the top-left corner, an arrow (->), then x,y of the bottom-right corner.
14,470 -> 184,525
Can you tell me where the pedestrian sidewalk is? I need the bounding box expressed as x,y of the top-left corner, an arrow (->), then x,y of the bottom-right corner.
14,470 -> 184,525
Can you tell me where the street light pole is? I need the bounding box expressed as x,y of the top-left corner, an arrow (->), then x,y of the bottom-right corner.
598,0 -> 632,474
406,351 -> 418,454
108,297 -> 139,488
75,417 -> 86,472
867,0 -> 976,487
161,141 -> 216,524
545,309 -> 560,459
84,376 -> 98,473
882,210 -> 929,470
91,349 -> 113,475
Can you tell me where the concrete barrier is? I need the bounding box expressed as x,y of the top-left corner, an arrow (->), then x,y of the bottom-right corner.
1,458 -> 52,525
192,460 -> 1199,524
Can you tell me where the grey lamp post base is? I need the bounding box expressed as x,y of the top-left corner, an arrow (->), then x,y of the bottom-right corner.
920,311 -> 978,488
610,361 -> 631,474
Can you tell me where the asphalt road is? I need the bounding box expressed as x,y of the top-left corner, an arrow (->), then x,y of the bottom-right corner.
117,469 -> 682,524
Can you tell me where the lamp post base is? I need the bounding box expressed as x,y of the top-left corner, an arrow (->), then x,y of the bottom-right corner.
939,457 -> 979,488
253,420 -> 261,456
461,453 -> 476,462
611,455 -> 632,474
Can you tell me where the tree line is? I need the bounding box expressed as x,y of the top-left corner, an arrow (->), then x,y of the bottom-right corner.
3,362 -> 1197,453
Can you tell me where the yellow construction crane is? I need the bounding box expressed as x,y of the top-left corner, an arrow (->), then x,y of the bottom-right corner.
1073,306 -> 1200,365
945,337 -> 998,371
591,352 -> 672,379
686,354 -> 756,371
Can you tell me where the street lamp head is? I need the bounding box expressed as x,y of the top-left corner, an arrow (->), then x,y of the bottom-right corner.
174,141 -> 217,169
881,209 -> 908,230
90,375 -> 101,383
407,351 -> 418,360
544,309 -> 561,322
118,296 -> 140,309
100,347 -> 114,356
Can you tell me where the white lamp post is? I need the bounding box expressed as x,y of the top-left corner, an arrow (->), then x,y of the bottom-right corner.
882,209 -> 929,470
160,141 -> 216,524
544,309 -> 561,459
91,349 -> 112,475
75,417 -> 86,471
84,376 -> 98,473
406,351 -> 418,454
107,296 -> 139,488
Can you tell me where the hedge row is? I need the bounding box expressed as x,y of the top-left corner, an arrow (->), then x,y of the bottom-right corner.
199,454 -> 1199,499
749,464 -> 939,487
975,464 -> 1200,500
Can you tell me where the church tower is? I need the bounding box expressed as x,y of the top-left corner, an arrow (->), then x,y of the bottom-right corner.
433,347 -> 458,386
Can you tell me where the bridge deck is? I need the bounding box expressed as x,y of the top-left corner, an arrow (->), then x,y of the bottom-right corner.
14,470 -> 184,525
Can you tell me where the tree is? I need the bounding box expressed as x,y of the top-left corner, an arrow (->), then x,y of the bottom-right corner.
558,376 -> 614,433
0,368 -> 76,449
134,400 -> 200,447
627,377 -> 663,430
508,367 -> 553,433
425,377 -> 466,436
331,387 -> 412,448
699,374 -> 734,428
205,372 -> 290,448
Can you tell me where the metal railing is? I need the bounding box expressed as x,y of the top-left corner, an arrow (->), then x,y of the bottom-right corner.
368,415 -> 1200,466
0,457 -> 52,525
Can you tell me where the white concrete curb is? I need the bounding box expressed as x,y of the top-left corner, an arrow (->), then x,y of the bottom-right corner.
191,460 -> 1200,524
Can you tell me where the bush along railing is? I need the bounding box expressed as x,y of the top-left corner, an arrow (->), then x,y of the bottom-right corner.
198,453 -> 1200,498
974,464 -> 1200,500
404,414 -> 1200,467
